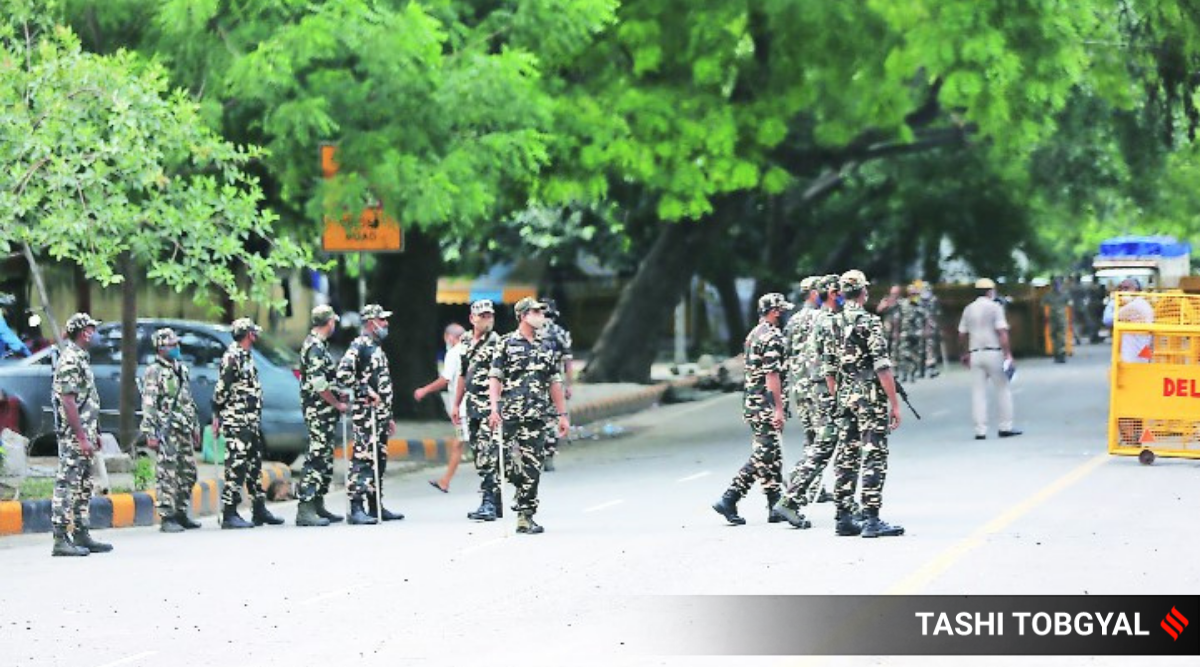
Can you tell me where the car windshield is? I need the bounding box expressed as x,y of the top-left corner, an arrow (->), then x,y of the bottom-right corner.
255,331 -> 300,369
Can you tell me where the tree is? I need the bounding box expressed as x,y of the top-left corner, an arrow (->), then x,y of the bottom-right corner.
1,7 -> 308,447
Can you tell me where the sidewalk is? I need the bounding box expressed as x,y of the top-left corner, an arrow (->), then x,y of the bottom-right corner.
0,370 -> 720,536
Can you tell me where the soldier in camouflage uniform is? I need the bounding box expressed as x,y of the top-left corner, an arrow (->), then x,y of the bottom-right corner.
876,285 -> 904,359
295,305 -> 349,527
712,293 -> 794,526
897,284 -> 926,383
212,318 -> 282,529
50,313 -> 112,557
919,284 -> 943,378
537,298 -> 573,473
140,328 -> 202,533
784,276 -> 819,444
830,270 -> 905,538
1041,277 -> 1070,363
774,275 -> 845,529
488,297 -> 570,535
451,300 -> 504,521
337,304 -> 401,525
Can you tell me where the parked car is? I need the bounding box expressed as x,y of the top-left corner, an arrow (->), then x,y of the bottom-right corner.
0,319 -> 308,463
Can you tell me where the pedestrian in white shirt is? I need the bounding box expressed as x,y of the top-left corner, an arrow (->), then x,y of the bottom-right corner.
415,323 -> 467,492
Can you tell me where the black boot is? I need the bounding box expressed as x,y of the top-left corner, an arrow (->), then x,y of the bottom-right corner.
860,509 -> 905,538
251,497 -> 284,526
467,495 -> 497,521
772,496 -> 813,529
542,454 -> 556,472
711,490 -> 746,526
160,517 -> 185,533
221,504 -> 254,529
491,491 -> 504,519
72,527 -> 113,553
347,499 -> 377,525
368,495 -> 404,521
835,508 -> 863,536
816,488 -> 834,503
175,511 -> 202,530
295,500 -> 331,527
314,497 -> 344,524
766,491 -> 784,524
51,528 -> 89,557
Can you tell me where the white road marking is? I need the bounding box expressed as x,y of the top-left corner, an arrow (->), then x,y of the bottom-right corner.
95,652 -> 157,667
459,536 -> 508,555
583,499 -> 625,513
676,471 -> 712,483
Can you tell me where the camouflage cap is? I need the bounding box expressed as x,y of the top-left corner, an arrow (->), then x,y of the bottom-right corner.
64,312 -> 100,336
230,317 -> 262,337
514,297 -> 547,317
361,304 -> 393,321
152,327 -> 179,348
821,274 -> 841,293
470,299 -> 496,316
311,304 -> 339,326
758,292 -> 795,314
799,276 -> 817,292
839,270 -> 870,292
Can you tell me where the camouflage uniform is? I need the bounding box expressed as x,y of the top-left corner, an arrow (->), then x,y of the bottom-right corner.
297,322 -> 342,504
783,276 -> 819,435
213,320 -> 266,511
140,329 -> 200,521
51,330 -> 100,533
460,317 -> 503,512
490,310 -> 563,518
920,290 -> 943,378
1041,284 -> 1070,361
897,295 -> 926,382
832,278 -> 894,518
537,311 -> 572,466
336,319 -> 395,506
726,294 -> 793,500
779,275 -> 843,514
878,297 -> 903,360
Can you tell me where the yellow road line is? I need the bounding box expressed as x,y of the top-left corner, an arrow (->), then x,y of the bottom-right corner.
886,453 -> 1111,595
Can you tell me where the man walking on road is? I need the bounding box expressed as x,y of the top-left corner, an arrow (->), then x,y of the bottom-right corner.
830,271 -> 905,538
1041,276 -> 1070,363
537,298 -> 573,473
712,292 -> 793,526
959,279 -> 1022,440
488,297 -> 570,535
337,304 -> 401,525
784,275 -> 819,444
213,318 -> 282,529
414,323 -> 467,492
141,328 -> 202,534
452,300 -> 503,521
50,313 -> 112,557
295,306 -> 349,527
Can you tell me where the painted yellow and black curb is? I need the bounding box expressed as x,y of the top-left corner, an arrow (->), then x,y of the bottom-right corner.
0,462 -> 291,536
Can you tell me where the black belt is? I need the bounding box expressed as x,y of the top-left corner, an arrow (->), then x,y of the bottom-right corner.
970,347 -> 1001,353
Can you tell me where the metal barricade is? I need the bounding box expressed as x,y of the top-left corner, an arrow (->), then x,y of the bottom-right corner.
1107,291 -> 1200,464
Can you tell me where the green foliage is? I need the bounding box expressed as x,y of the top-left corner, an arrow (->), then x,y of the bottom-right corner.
0,13 -> 308,309
132,456 -> 155,491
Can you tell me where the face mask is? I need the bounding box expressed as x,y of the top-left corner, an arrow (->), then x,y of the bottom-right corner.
526,313 -> 547,329
167,346 -> 182,361
375,325 -> 389,341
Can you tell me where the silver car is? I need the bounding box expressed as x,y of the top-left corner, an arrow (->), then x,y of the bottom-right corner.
0,319 -> 308,463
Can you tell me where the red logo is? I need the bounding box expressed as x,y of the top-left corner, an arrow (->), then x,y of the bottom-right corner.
1161,607 -> 1189,641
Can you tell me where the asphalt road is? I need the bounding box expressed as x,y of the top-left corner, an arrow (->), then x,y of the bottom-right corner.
1,343 -> 1197,667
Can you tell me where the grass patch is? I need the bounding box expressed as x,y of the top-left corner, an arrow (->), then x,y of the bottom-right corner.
18,477 -> 55,499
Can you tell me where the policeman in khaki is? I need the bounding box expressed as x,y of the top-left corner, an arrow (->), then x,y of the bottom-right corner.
958,278 -> 1022,440
140,328 -> 202,533
295,305 -> 350,527
50,313 -> 113,557
712,292 -> 793,526
488,297 -> 570,535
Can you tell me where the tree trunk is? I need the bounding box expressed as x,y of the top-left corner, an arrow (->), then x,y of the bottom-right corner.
119,252 -> 139,452
20,244 -> 60,341
374,228 -> 444,420
583,218 -> 721,383
712,273 -> 745,356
